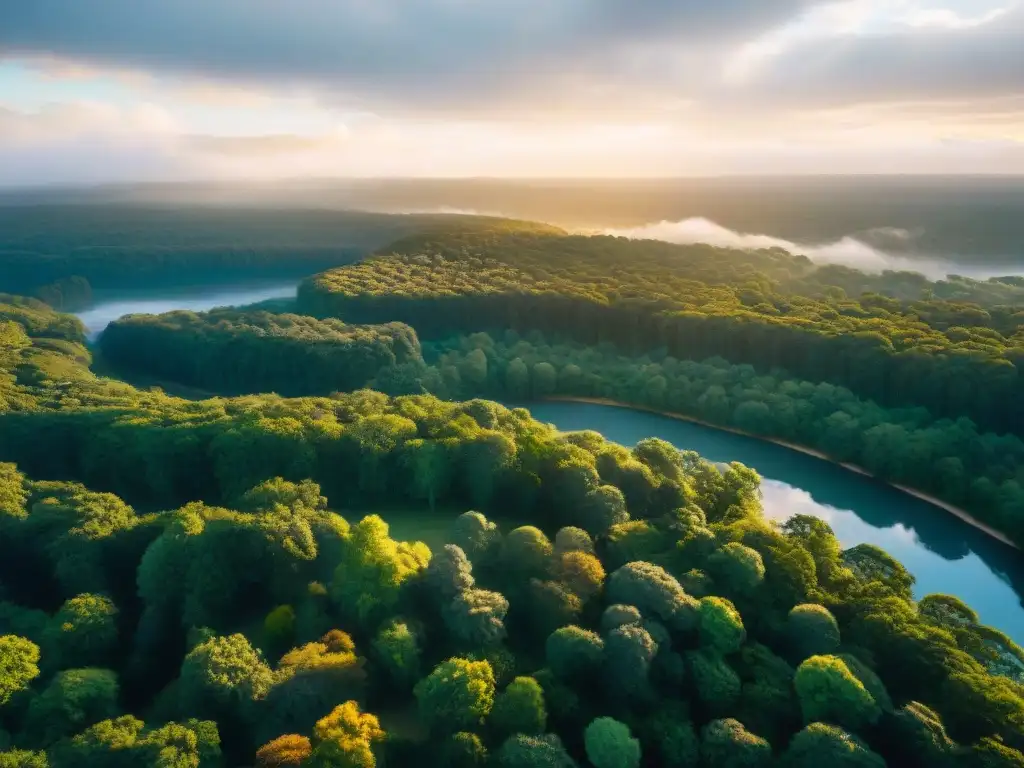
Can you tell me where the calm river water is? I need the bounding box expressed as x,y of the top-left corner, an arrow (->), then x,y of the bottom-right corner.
524,400 -> 1024,643
76,281 -> 298,339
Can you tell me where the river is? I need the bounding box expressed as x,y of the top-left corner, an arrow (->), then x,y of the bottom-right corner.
524,400 -> 1024,643
75,289 -> 1024,642
75,281 -> 298,339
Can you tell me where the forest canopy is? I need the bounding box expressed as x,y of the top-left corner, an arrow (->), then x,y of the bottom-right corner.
0,206 -> 563,299
3,210 -> 1024,765
299,230 -> 1024,437
2,289 -> 1024,765
100,308 -> 425,397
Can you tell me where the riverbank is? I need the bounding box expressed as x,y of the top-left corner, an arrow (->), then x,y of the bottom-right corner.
540,395 -> 1020,551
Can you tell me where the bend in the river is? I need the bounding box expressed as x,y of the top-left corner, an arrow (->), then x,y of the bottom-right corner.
521,400 -> 1024,644
76,288 -> 1024,643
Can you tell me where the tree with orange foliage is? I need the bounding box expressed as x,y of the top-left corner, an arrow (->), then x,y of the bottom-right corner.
256,734 -> 313,767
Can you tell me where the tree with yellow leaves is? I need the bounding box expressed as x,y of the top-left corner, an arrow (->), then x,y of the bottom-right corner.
309,701 -> 385,768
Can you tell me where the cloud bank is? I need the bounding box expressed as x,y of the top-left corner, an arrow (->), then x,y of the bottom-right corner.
0,0 -> 821,113
604,217 -> 1020,280
1,1 -> 1023,180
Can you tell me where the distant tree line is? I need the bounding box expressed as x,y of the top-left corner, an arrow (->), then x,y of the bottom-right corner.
99,309 -> 425,397
0,206 -> 559,296
298,231 -> 1024,437
31,277 -> 93,313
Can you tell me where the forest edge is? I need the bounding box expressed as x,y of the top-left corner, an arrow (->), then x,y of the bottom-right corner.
542,396 -> 1020,551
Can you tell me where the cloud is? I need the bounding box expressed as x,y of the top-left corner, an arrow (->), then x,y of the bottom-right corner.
0,0 -> 826,115
724,3 -> 1024,108
0,101 -> 178,145
184,132 -> 348,157
903,5 -> 1014,29
604,217 -> 1024,279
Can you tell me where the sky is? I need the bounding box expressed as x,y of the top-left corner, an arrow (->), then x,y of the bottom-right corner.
1,0 -> 1023,183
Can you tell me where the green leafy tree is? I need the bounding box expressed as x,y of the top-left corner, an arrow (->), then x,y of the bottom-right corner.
553,551 -> 605,602
460,349 -> 488,388
50,715 -> 145,767
372,618 -> 422,688
787,604 -> 840,660
707,543 -> 765,596
263,605 -> 297,660
698,597 -> 746,654
837,654 -> 892,714
178,634 -> 273,725
794,655 -> 881,733
880,701 -> 957,768
688,650 -> 742,717
781,722 -> 886,768
449,512 -> 501,564
493,734 -> 576,768
734,643 -> 799,744
553,527 -> 594,556
604,521 -> 670,570
546,626 -> 604,682
403,439 -> 451,512
574,486 -> 629,536
443,589 -> 509,647
700,718 -> 772,768
601,605 -> 642,631
43,594 -> 119,671
414,658 -> 495,734
490,676 -> 547,738
842,544 -> 914,601
468,646 -> 517,689
331,515 -> 430,627
584,717 -> 640,768
604,624 -> 657,703
440,732 -> 488,768
637,702 -> 698,768
24,668 -> 120,746
500,527 -> 553,581
138,719 -> 223,767
526,580 -> 582,638
606,562 -> 698,632
532,362 -> 558,397
918,594 -> 979,629
782,516 -> 844,585
425,545 -> 475,602
505,358 -> 530,398
965,738 -> 1024,767
240,477 -> 326,514
0,750 -> 47,767
0,634 -> 39,706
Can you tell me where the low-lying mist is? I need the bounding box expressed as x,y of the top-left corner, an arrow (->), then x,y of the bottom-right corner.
391,206 -> 1019,281
600,217 -> 1024,281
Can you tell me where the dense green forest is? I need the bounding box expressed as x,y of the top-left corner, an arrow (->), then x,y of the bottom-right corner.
94,301 -> 1024,548
419,331 -> 1024,548
6,204 -> 1024,766
99,309 -> 424,397
0,206 -> 561,302
2,292 -> 1024,766
299,230 -> 1024,437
